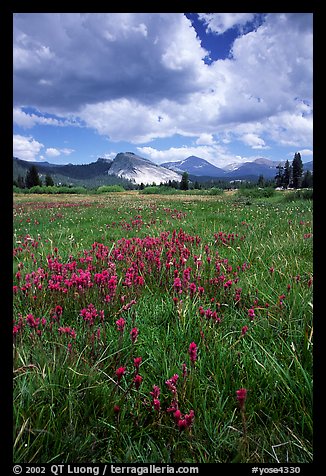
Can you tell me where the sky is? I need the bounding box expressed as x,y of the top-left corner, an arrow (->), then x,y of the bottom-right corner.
13,12 -> 313,168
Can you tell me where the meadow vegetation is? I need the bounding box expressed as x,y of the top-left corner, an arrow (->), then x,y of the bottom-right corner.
13,190 -> 313,464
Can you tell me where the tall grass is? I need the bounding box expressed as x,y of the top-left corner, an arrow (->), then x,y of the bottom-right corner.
13,191 -> 313,463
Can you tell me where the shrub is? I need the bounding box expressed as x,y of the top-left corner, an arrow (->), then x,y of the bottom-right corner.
97,185 -> 125,193
238,187 -> 275,199
283,189 -> 313,201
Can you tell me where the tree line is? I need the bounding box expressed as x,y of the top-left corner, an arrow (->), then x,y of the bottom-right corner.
14,165 -> 54,189
14,153 -> 312,191
274,152 -> 313,189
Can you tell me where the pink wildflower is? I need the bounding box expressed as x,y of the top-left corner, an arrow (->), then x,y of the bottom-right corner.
130,327 -> 139,343
115,366 -> 126,382
189,342 -> 197,363
133,357 -> 142,372
150,385 -> 160,399
236,388 -> 247,409
116,317 -> 126,332
248,308 -> 255,320
133,374 -> 143,390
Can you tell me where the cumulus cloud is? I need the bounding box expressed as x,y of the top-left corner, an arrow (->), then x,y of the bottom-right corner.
13,134 -> 44,161
13,13 -> 313,156
45,148 -> 61,157
13,107 -> 81,128
137,144 -> 246,168
13,13 -> 208,112
198,13 -> 257,35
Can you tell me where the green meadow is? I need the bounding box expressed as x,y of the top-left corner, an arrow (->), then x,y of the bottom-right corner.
13,190 -> 313,464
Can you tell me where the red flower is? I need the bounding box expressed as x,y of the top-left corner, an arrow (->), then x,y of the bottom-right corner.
115,366 -> 126,382
116,317 -> 126,332
236,388 -> 247,409
241,326 -> 249,335
130,327 -> 139,343
189,342 -> 197,363
150,385 -> 160,399
133,374 -> 143,390
133,357 -> 142,372
153,398 -> 160,411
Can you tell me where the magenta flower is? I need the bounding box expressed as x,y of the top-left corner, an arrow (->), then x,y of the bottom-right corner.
189,342 -> 197,363
236,388 -> 247,409
241,325 -> 249,335
153,398 -> 160,411
133,357 -> 142,372
130,327 -> 139,343
150,385 -> 160,399
116,317 -> 126,332
133,374 -> 143,390
248,308 -> 255,320
115,366 -> 126,382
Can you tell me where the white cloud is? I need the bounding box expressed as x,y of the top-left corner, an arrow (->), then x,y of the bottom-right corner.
196,133 -> 215,145
13,107 -> 81,129
198,13 -> 256,35
60,148 -> 75,155
241,133 -> 269,150
45,148 -> 60,157
137,144 -> 244,168
13,134 -> 44,161
13,13 -> 313,155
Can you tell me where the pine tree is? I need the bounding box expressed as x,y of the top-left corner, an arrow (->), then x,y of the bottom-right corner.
257,174 -> 265,187
275,164 -> 284,188
17,174 -> 26,189
45,174 -> 54,186
25,165 -> 42,188
301,170 -> 313,188
282,160 -> 291,188
292,152 -> 303,188
180,172 -> 189,190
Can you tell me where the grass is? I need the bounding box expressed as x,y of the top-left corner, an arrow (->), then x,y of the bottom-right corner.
13,190 -> 313,463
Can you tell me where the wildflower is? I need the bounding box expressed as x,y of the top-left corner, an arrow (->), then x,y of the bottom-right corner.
113,405 -> 120,414
133,374 -> 143,390
55,305 -> 63,316
236,388 -> 247,410
153,398 -> 160,411
182,362 -> 187,379
115,366 -> 126,382
248,308 -> 255,320
173,409 -> 182,421
116,317 -> 126,332
133,357 -> 142,372
184,409 -> 195,427
241,326 -> 249,336
189,342 -> 197,363
130,327 -> 139,343
165,374 -> 179,394
150,385 -> 160,399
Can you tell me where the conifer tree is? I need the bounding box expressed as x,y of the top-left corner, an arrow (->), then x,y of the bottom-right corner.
180,172 -> 189,190
25,165 -> 42,188
292,152 -> 303,188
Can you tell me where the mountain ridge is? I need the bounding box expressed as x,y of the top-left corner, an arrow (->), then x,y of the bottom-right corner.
13,154 -> 313,187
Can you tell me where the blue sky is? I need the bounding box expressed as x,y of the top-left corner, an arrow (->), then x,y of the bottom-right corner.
13,13 -> 313,167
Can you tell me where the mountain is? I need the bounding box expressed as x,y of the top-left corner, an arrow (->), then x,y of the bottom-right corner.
13,157 -> 133,188
13,154 -> 313,187
224,158 -> 280,179
108,152 -> 181,185
161,156 -> 226,177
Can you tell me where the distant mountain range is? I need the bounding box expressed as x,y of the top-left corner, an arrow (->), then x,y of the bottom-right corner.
162,156 -> 313,180
13,153 -> 313,187
161,156 -> 226,177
